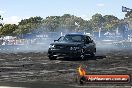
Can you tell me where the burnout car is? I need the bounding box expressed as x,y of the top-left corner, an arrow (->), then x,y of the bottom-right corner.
48,33 -> 96,60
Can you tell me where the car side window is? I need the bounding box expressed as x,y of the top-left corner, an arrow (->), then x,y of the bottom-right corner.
88,36 -> 92,41
58,36 -> 64,42
85,36 -> 91,43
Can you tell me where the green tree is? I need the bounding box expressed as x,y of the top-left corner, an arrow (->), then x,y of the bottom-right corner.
0,14 -> 121,36
19,16 -> 43,25
125,11 -> 132,21
16,16 -> 43,35
91,13 -> 105,31
43,16 -> 60,32
125,11 -> 132,18
0,24 -> 18,36
103,15 -> 119,31
60,14 -> 76,31
42,14 -> 86,32
59,14 -> 87,32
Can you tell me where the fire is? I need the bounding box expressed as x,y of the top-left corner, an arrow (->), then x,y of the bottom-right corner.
78,65 -> 86,76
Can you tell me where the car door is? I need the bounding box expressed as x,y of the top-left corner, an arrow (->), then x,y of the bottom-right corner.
85,36 -> 95,53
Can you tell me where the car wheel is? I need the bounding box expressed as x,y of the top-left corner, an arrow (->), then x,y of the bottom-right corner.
80,54 -> 85,60
80,49 -> 86,59
49,56 -> 57,60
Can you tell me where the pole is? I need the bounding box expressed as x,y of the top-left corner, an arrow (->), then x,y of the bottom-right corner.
99,28 -> 101,38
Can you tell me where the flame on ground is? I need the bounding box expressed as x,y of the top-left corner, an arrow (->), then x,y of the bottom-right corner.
78,65 -> 86,76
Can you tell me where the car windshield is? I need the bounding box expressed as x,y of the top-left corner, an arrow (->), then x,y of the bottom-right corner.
63,35 -> 84,42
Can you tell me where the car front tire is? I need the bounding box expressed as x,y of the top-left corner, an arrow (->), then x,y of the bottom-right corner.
80,49 -> 86,59
90,52 -> 95,57
48,56 -> 57,60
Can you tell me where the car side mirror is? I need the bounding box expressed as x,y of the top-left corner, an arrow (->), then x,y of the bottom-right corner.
89,40 -> 93,43
85,41 -> 89,44
85,40 -> 93,44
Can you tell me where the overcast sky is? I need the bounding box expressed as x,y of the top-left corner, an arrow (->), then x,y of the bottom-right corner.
0,0 -> 131,24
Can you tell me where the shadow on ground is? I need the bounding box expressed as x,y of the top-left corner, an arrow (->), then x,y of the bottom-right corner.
56,55 -> 106,61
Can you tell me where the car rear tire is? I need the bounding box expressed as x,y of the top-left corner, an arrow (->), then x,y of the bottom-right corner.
49,56 -> 57,60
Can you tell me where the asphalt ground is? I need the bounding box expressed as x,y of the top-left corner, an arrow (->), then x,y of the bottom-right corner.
0,43 -> 132,88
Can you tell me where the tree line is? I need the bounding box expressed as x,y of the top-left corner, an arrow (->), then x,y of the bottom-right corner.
0,12 -> 131,37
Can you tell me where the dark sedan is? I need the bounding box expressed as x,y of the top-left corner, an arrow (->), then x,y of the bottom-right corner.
48,33 -> 96,60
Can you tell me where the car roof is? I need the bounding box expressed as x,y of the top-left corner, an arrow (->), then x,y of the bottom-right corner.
65,33 -> 86,36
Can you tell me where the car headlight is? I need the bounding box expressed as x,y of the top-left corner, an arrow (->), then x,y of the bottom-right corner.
70,46 -> 80,50
49,45 -> 55,48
